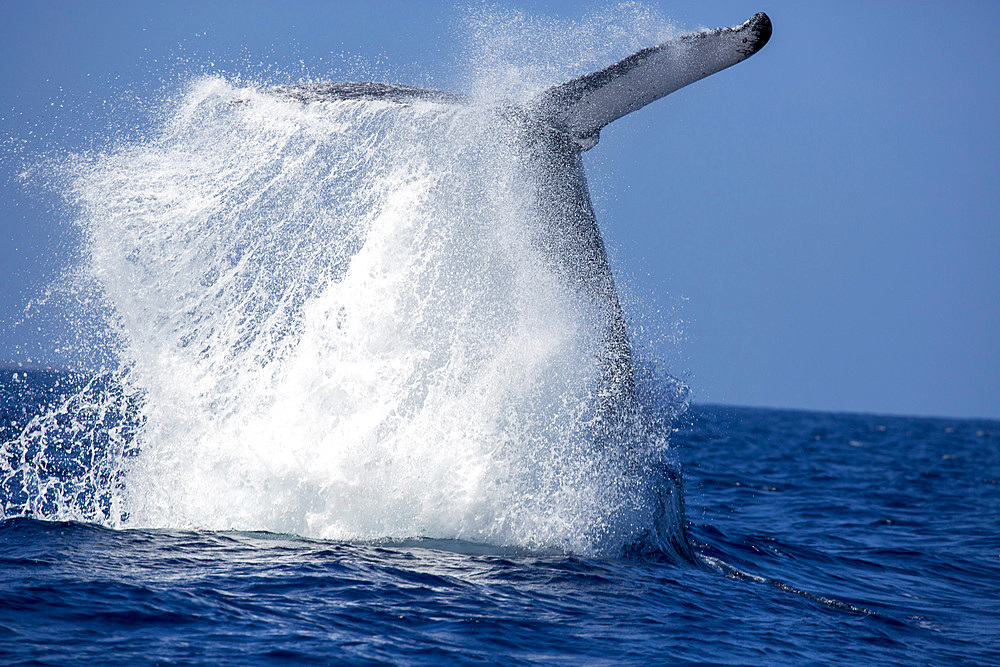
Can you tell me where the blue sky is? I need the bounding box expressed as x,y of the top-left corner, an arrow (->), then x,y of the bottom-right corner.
2,1 -> 998,419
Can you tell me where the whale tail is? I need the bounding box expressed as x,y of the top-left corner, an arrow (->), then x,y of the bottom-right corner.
268,13 -> 771,150
258,13 -> 772,415
532,12 -> 772,150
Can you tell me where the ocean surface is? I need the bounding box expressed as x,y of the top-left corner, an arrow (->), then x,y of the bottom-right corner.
2,369 -> 998,665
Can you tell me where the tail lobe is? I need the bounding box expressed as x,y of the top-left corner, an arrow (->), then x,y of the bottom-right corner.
533,13 -> 772,150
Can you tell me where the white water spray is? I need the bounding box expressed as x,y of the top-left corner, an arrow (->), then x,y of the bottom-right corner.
3,6 -> 692,557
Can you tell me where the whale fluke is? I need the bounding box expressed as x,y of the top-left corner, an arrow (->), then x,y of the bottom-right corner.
269,13 -> 772,138
260,13 -> 772,415
533,12 -> 772,149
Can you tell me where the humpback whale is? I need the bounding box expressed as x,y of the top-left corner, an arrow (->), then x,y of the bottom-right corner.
272,13 -> 772,415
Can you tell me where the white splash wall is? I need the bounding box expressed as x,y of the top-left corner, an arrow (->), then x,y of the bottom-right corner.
69,78 -> 663,553
6,4 -> 694,556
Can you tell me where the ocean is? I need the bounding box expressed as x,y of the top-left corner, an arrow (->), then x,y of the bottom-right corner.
2,370 -> 998,665
2,32 -> 999,664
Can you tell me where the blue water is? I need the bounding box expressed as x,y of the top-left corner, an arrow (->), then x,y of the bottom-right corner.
3,369 -> 998,665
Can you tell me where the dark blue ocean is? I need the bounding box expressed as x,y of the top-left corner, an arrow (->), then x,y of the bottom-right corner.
2,368 -> 998,665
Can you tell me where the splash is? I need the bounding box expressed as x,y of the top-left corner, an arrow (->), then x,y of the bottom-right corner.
2,6 -> 690,558
456,3 -> 680,103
